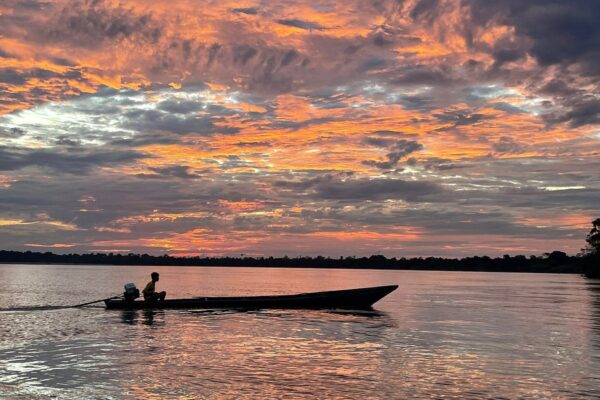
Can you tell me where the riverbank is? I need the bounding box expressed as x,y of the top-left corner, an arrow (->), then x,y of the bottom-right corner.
1,250 -> 595,274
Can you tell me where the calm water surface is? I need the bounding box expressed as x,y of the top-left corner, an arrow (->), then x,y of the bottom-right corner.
1,264 -> 599,399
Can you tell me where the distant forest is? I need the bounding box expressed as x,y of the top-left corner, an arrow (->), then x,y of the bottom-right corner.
1,249 -> 597,274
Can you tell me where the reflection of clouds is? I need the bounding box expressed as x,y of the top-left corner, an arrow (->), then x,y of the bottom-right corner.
114,273 -> 600,398
0,338 -> 121,394
1,267 -> 600,398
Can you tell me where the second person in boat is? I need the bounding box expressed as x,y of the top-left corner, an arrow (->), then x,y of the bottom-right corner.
142,272 -> 167,302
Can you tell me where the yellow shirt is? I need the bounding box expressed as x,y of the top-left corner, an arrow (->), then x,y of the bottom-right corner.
142,281 -> 155,297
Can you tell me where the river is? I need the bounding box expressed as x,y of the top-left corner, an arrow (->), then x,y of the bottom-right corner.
1,264 -> 599,399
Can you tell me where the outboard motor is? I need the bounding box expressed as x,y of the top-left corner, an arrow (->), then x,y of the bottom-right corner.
123,283 -> 140,302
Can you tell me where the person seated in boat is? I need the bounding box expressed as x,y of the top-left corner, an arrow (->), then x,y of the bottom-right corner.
142,272 -> 166,302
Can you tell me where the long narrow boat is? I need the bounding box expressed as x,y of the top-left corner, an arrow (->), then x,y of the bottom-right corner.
104,285 -> 398,310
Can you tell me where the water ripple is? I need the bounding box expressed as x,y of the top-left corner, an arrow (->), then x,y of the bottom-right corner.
1,266 -> 600,399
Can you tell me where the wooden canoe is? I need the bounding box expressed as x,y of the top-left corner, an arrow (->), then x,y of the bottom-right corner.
104,285 -> 398,310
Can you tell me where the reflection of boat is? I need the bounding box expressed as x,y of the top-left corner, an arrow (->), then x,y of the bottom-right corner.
105,285 -> 398,310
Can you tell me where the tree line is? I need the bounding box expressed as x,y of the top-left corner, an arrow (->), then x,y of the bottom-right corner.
0,218 -> 597,275
0,249 -> 588,273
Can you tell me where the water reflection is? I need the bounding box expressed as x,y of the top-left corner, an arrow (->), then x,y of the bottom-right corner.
1,265 -> 600,399
119,309 -> 163,326
121,310 -> 137,325
115,308 -> 400,399
586,280 -> 600,349
142,310 -> 156,326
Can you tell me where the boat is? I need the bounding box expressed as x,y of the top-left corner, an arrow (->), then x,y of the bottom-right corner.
104,285 -> 398,310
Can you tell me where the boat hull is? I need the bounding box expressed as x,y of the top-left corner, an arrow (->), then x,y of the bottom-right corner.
104,285 -> 398,310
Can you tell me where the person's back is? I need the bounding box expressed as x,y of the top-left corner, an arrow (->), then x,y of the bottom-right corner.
142,272 -> 166,302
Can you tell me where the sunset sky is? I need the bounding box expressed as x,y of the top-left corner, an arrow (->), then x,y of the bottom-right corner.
0,0 -> 599,257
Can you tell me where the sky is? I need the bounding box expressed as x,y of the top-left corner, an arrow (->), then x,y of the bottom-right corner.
0,0 -> 599,257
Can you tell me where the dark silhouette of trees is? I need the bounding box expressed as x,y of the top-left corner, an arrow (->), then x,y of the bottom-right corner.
544,251 -> 569,266
584,218 -> 600,255
583,218 -> 600,278
0,249 -> 583,273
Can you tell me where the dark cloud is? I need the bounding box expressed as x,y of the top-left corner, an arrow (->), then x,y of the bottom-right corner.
123,108 -> 240,135
274,173 -> 339,191
276,19 -> 325,31
0,48 -> 12,58
0,64 -> 117,114
426,162 -> 468,171
491,102 -> 525,114
463,0 -> 600,127
0,126 -> 26,138
363,139 -> 424,170
275,175 -> 444,202
305,89 -> 355,109
398,95 -> 433,110
156,99 -> 204,114
0,176 -> 181,230
477,1 -> 599,72
0,146 -> 147,174
109,133 -> 179,147
11,0 -> 46,10
148,165 -> 197,179
217,155 -> 254,171
206,43 -> 221,66
293,203 -> 569,238
232,45 -> 258,66
491,45 -> 526,67
269,117 -> 334,131
492,136 -> 525,154
539,79 -> 579,97
53,136 -> 81,147
397,209 -> 577,237
50,56 -> 75,66
0,168 -> 271,236
363,137 -> 397,147
0,67 -> 70,87
45,0 -> 162,46
208,43 -> 311,93
499,186 -> 600,210
508,0 -> 600,71
315,178 -> 443,201
280,50 -> 300,67
411,0 -> 441,20
372,33 -> 393,47
231,7 -> 258,15
433,110 -> 492,130
0,69 -> 27,85
543,96 -> 600,128
371,130 -> 416,138
391,67 -> 456,86
358,58 -> 387,72
235,141 -> 272,147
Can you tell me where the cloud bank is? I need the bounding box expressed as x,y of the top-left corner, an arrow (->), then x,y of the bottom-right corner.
0,0 -> 598,256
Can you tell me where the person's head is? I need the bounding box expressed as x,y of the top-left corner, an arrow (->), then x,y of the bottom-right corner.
151,272 -> 159,282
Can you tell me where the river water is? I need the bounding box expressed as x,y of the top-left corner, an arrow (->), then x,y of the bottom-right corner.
0,264 -> 599,399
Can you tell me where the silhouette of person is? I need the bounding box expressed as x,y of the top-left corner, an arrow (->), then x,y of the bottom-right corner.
142,272 -> 166,302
